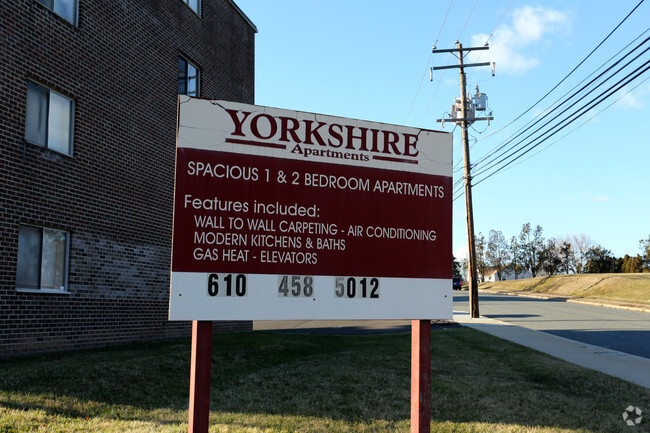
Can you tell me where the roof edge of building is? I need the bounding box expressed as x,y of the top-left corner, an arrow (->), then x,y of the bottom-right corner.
227,0 -> 258,33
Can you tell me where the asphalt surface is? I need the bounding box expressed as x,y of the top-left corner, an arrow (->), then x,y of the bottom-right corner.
453,291 -> 650,359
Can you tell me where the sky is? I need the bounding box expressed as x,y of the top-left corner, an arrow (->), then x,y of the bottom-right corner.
234,0 -> 650,260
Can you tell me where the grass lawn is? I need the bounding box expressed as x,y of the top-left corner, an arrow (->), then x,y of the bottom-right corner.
0,327 -> 648,432
480,273 -> 650,306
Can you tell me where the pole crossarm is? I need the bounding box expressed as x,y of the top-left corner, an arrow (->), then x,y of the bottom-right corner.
431,46 -> 489,54
433,62 -> 491,71
436,117 -> 493,123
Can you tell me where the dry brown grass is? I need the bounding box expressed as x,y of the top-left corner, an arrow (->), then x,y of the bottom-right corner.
1,329 -> 648,432
480,273 -> 650,305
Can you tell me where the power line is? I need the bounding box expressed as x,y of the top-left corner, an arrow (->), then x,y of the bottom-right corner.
505,74 -> 650,171
475,60 -> 650,181
473,38 -> 650,176
450,0 -> 646,182
403,0 -> 454,124
456,0 -> 480,41
465,0 -> 514,83
473,61 -> 650,186
452,8 -> 649,199
470,0 -> 646,148
455,0 -> 513,168
419,0 -> 514,129
485,0 -> 513,44
416,0 -> 483,127
473,27 -> 650,168
453,46 -> 650,198
417,72 -> 446,127
435,0 -> 455,48
473,46 -> 650,178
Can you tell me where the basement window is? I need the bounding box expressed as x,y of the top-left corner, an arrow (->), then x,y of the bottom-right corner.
16,225 -> 69,292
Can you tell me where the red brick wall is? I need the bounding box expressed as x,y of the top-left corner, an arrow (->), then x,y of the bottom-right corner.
0,0 -> 256,356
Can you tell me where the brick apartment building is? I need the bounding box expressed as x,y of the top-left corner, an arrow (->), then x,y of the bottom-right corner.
0,0 -> 256,356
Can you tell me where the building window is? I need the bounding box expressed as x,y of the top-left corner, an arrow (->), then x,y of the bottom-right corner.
36,0 -> 78,25
25,81 -> 74,155
178,57 -> 200,97
183,0 -> 200,15
16,225 -> 69,291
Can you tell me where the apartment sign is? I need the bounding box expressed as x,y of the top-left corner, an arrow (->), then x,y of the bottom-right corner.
169,96 -> 453,320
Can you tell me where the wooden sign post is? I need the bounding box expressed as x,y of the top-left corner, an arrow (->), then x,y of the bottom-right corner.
411,320 -> 431,433
188,321 -> 212,433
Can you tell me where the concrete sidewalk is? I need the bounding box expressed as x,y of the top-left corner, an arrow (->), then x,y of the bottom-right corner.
255,315 -> 650,389
453,311 -> 650,388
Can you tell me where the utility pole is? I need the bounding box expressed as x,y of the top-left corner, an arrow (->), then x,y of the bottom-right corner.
433,42 -> 493,318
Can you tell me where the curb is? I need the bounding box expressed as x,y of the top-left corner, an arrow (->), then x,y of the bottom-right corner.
482,290 -> 650,313
565,298 -> 650,313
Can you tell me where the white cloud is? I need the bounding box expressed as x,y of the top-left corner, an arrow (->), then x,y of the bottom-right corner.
471,6 -> 570,76
614,86 -> 645,110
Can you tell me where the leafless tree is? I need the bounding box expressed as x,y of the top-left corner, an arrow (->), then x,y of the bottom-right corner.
486,230 -> 510,281
563,233 -> 595,274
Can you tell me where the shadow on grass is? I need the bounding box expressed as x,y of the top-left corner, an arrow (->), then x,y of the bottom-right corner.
1,328 -> 648,432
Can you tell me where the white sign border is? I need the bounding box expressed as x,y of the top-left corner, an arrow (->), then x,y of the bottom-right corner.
170,272 -> 452,320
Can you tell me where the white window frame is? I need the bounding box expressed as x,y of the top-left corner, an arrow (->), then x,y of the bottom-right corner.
16,224 -> 70,294
182,0 -> 201,16
36,0 -> 79,26
25,80 -> 74,156
178,57 -> 201,97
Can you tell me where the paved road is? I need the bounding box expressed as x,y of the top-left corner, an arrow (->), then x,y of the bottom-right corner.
453,292 -> 650,359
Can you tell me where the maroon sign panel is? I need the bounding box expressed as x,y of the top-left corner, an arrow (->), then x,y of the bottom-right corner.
173,148 -> 451,277
170,97 -> 453,321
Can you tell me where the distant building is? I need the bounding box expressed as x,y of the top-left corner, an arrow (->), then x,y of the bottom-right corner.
482,268 -> 533,282
0,0 -> 256,356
